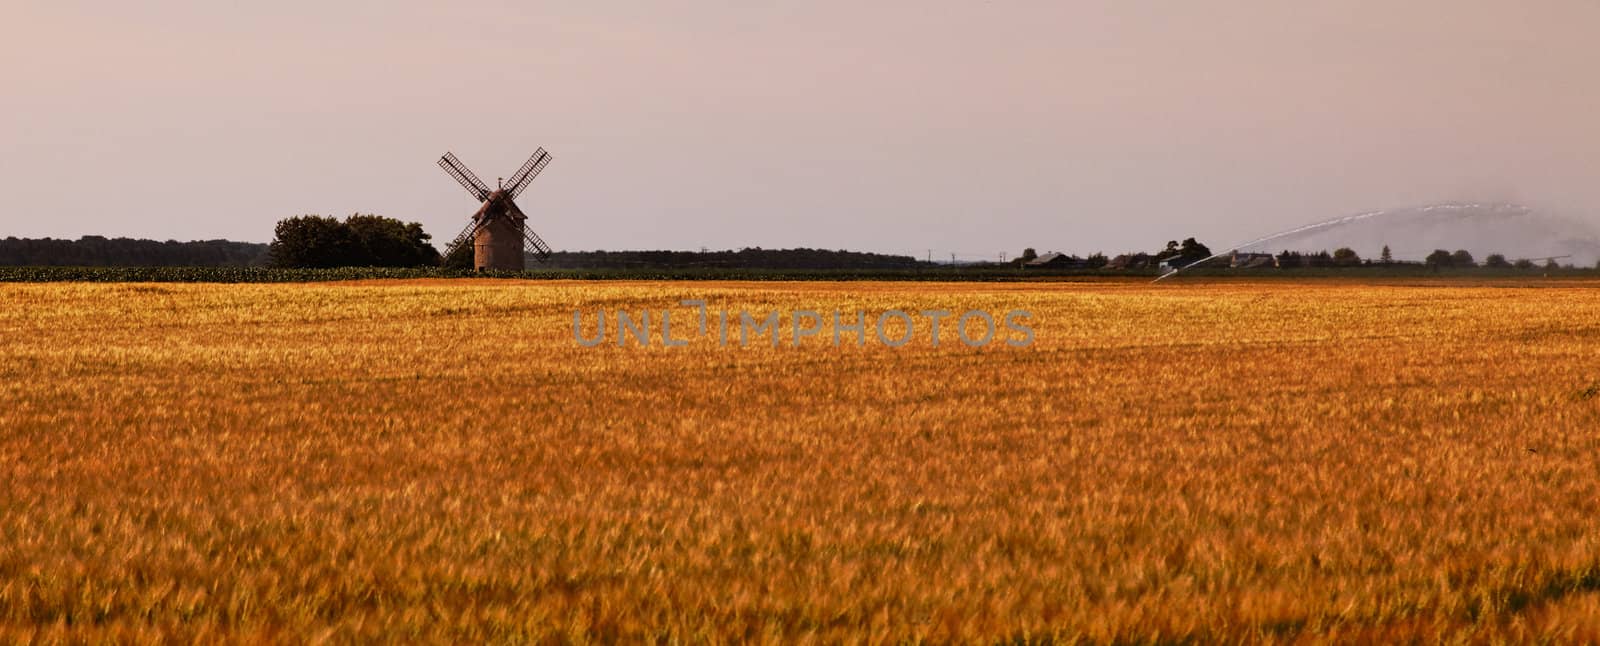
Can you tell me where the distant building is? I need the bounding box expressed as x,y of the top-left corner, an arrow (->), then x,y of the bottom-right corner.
1025,252 -> 1085,269
1107,253 -> 1151,270
1230,252 -> 1276,269
1155,255 -> 1187,271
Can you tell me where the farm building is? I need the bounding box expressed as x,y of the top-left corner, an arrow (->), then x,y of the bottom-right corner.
1231,252 -> 1276,268
1025,252 -> 1086,269
1106,253 -> 1151,270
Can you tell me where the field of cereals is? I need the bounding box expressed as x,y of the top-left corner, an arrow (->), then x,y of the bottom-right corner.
4,278 -> 1600,642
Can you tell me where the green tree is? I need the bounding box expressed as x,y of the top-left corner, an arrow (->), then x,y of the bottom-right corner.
269,214 -> 439,268
1425,249 -> 1454,268
1484,253 -> 1510,268
268,216 -> 359,268
1177,237 -> 1212,264
1450,249 -> 1476,267
1332,247 -> 1361,266
345,214 -> 441,267
444,242 -> 475,270
1019,248 -> 1038,263
1379,245 -> 1393,264
1514,258 -> 1535,269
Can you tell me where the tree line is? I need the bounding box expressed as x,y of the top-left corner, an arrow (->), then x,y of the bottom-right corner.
538,248 -> 924,270
0,214 -> 440,268
1276,247 -> 1566,269
0,236 -> 268,267
7,218 -> 1593,272
1014,237 -> 1213,269
1010,238 -> 1592,271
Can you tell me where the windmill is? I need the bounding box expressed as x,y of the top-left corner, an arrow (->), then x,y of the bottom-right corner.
437,149 -> 554,271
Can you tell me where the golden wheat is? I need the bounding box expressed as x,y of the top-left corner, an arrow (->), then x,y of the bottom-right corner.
2,279 -> 1600,642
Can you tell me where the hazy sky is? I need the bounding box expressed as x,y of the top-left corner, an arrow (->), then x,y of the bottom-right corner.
4,1 -> 1598,258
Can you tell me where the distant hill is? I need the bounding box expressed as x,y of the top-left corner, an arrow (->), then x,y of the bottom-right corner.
0,236 -> 269,267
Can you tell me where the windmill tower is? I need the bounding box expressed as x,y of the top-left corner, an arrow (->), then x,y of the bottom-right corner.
438,149 -> 554,271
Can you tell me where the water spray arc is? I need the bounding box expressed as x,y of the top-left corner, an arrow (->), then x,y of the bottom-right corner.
1152,203 -> 1537,282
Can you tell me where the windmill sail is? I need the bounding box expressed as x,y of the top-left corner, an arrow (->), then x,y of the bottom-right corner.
441,216 -> 486,261
522,227 -> 552,261
438,152 -> 491,202
506,148 -> 552,199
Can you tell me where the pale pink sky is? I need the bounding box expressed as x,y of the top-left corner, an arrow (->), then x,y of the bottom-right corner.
3,1 -> 1598,258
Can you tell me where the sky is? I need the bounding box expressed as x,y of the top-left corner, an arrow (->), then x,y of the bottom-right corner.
3,1 -> 1599,259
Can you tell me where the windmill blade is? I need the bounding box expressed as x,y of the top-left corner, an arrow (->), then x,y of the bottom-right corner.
505,148 -> 552,199
522,227 -> 552,262
504,201 -> 550,261
438,152 -> 491,202
440,217 -> 487,263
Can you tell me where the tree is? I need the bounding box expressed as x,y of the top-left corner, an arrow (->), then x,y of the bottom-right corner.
1380,245 -> 1393,264
1332,247 -> 1361,266
443,242 -> 475,269
1545,258 -> 1562,270
268,216 -> 359,268
269,214 -> 439,268
1019,248 -> 1038,263
345,214 -> 440,267
1177,237 -> 1211,263
1425,249 -> 1454,268
1484,253 -> 1510,268
1514,258 -> 1535,269
1450,249 -> 1476,267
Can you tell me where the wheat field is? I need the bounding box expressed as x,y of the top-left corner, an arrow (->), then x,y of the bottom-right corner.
3,279 -> 1600,642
